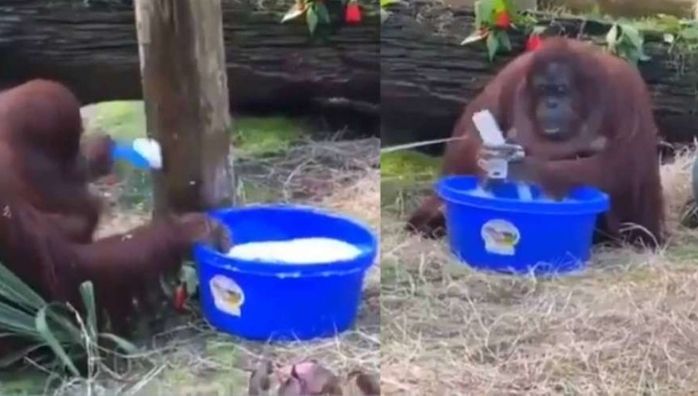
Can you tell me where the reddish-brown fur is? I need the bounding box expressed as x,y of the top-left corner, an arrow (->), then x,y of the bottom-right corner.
0,80 -> 231,337
407,38 -> 664,248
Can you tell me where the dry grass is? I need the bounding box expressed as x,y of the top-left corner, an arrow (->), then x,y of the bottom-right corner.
380,148 -> 698,395
48,137 -> 381,395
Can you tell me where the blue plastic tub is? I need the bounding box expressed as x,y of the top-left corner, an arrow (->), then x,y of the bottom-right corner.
193,204 -> 378,341
437,175 -> 610,276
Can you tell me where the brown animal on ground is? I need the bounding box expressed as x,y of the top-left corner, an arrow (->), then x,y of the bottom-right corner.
0,79 -> 232,339
248,359 -> 380,395
407,37 -> 664,248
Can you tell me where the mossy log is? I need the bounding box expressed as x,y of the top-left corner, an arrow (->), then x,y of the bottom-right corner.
380,1 -> 698,154
0,0 -> 379,125
539,0 -> 697,19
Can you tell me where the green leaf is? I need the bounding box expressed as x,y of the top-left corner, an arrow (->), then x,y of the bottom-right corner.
79,282 -> 97,338
474,0 -> 483,28
380,0 -> 399,7
679,27 -> 698,41
497,30 -> 511,51
180,265 -> 199,295
607,24 -> 619,42
475,0 -> 495,26
486,32 -> 499,61
0,262 -> 46,310
0,302 -> 42,336
98,333 -> 138,354
493,0 -> 507,13
315,2 -> 330,25
620,24 -> 643,49
306,4 -> 319,35
606,24 -> 619,52
281,3 -> 306,23
380,8 -> 390,23
461,29 -> 488,45
36,304 -> 80,377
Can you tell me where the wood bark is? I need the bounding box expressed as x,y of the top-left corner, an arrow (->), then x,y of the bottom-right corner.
134,0 -> 234,215
0,0 -> 379,124
380,2 -> 698,154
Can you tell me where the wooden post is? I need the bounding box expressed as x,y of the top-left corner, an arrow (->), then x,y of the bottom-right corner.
134,0 -> 234,216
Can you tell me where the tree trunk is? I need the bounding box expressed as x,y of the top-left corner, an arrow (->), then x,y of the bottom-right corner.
0,0 -> 379,125
134,0 -> 234,216
381,2 -> 698,154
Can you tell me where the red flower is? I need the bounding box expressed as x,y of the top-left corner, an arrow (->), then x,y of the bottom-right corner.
174,284 -> 187,311
494,10 -> 511,29
345,1 -> 361,24
526,34 -> 542,51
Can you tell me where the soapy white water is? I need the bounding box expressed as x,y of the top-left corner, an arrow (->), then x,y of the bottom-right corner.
132,138 -> 163,169
226,237 -> 362,264
469,185 -> 495,198
466,184 -> 570,202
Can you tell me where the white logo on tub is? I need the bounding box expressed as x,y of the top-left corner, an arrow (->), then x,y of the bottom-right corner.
481,219 -> 520,256
209,275 -> 245,317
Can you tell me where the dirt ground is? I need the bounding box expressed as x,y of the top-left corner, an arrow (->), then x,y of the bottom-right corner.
380,148 -> 698,395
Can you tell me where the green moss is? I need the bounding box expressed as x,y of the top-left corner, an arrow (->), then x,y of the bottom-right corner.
380,150 -> 441,181
232,116 -> 303,156
380,150 -> 441,210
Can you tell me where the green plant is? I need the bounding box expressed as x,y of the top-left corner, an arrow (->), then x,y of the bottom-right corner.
282,0 -> 330,35
461,0 -> 536,61
650,15 -> 698,54
0,262 -> 137,376
605,21 -> 651,66
160,262 -> 200,312
380,0 -> 400,23
281,0 -> 364,36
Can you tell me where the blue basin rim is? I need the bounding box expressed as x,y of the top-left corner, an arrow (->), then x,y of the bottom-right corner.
194,204 -> 379,276
436,175 -> 610,215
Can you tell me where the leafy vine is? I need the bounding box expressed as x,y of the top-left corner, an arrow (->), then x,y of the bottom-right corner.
281,0 -> 364,36
460,0 -> 657,66
460,0 -> 538,60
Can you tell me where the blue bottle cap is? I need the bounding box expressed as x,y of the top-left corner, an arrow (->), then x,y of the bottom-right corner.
111,142 -> 152,170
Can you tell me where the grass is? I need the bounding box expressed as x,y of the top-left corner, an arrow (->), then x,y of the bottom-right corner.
379,147 -> 698,395
380,150 -> 441,208
232,117 -> 304,156
380,150 -> 440,181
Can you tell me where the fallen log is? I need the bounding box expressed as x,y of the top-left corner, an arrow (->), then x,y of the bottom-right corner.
380,1 -> 698,154
0,0 -> 380,132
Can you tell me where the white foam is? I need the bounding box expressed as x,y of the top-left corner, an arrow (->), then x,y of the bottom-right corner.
226,237 -> 362,264
468,186 -> 495,198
